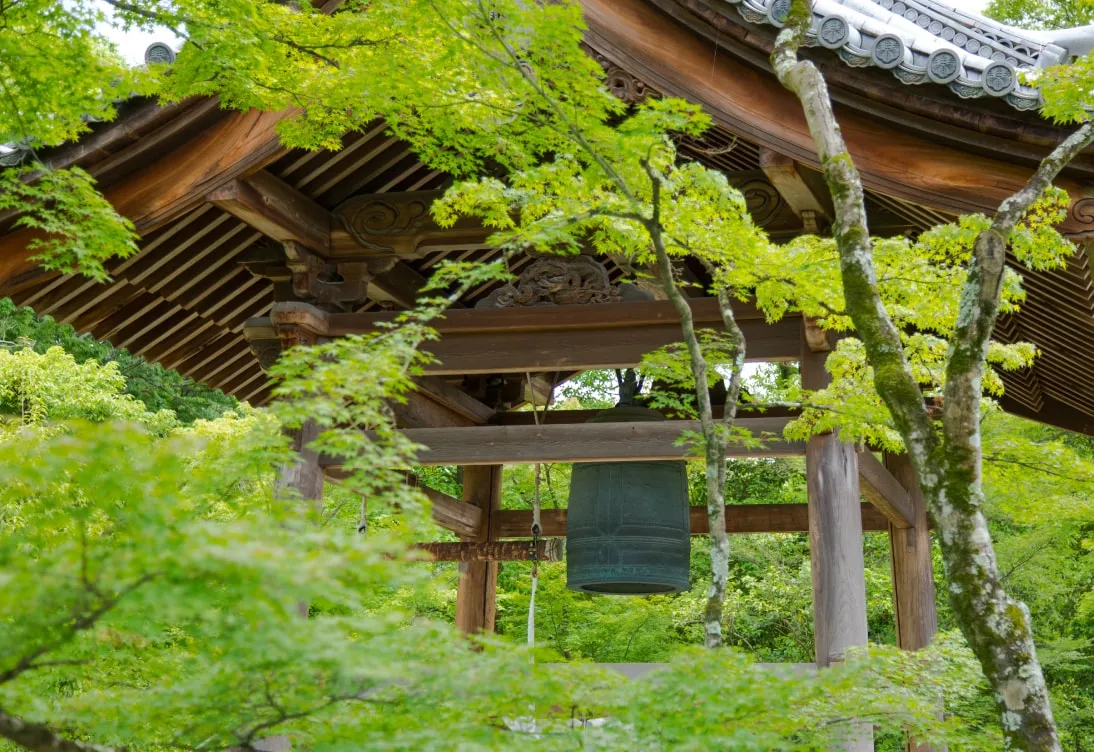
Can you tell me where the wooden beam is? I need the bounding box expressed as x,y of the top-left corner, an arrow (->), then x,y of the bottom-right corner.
416,376 -> 495,424
420,484 -> 484,539
276,420 -> 324,511
454,465 -> 502,633
759,148 -> 831,222
208,171 -> 331,252
319,416 -> 801,468
579,0 -> 1094,234
857,450 -> 915,529
389,392 -> 480,429
886,461 -> 942,752
885,453 -> 939,654
209,171 -> 434,308
416,539 -> 562,562
494,404 -> 800,425
801,324 -> 870,689
323,470 -> 484,538
0,107 -> 292,296
492,502 -> 890,538
270,299 -> 801,374
330,190 -> 492,260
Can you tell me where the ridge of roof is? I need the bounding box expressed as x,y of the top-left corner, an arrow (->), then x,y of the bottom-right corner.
724,0 -> 1094,112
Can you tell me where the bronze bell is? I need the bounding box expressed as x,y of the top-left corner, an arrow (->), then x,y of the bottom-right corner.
566,404 -> 692,595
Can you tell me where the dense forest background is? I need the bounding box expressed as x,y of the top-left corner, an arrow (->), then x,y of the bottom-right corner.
3,300 -> 1090,749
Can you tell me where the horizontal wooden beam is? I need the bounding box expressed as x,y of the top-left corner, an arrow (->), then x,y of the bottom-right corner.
492,502 -> 890,538
494,404 -> 800,425
415,539 -> 563,562
856,450 -> 915,529
320,416 -> 801,468
270,299 -> 800,375
759,148 -> 831,221
208,171 -> 331,253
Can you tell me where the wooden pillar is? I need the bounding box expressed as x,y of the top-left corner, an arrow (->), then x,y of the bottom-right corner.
802,323 -> 872,752
885,453 -> 941,752
884,453 -> 937,651
276,418 -> 325,511
245,420 -> 324,752
454,465 -> 502,633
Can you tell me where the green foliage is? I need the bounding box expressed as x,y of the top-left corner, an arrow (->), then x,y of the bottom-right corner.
984,0 -> 1094,29
0,345 -> 176,435
0,167 -> 139,280
0,299 -> 236,423
1,0 -> 1092,746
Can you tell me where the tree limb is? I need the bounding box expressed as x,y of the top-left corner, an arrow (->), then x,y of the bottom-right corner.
0,709 -> 116,752
943,120 -> 1094,453
644,160 -> 729,649
770,2 -> 936,471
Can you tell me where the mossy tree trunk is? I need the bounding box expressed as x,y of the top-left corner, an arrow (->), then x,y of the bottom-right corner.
645,169 -> 747,649
773,2 -> 1094,748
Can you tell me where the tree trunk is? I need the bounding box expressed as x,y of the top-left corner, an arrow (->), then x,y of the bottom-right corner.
771,4 -> 1094,747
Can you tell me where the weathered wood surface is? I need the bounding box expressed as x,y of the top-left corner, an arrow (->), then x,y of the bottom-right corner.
801,326 -> 870,699
454,466 -> 502,633
276,419 -> 325,510
209,170 -> 332,253
324,469 -> 486,538
415,376 -> 495,424
267,299 -> 800,374
857,450 -> 915,529
494,404 -> 800,425
492,502 -> 890,538
0,108 -> 293,296
416,539 -> 562,562
420,485 -> 484,539
581,0 -> 1094,231
885,453 -> 938,653
759,148 -> 830,222
319,416 -> 802,468
329,190 -> 491,259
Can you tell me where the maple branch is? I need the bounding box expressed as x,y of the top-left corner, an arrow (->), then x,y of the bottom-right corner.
0,710 -> 116,752
771,3 -> 936,470
943,120 -> 1094,452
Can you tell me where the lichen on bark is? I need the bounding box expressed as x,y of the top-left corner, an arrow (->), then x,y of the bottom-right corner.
772,1 -> 1094,748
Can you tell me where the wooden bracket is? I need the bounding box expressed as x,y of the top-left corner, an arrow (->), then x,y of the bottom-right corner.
759,148 -> 832,231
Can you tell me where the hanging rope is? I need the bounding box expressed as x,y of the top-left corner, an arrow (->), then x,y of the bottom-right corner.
525,373 -> 545,652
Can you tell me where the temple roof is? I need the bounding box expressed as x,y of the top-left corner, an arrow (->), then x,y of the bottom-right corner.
1,1 -> 1093,435
730,0 -> 1094,110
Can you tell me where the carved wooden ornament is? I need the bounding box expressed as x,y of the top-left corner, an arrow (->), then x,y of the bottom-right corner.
476,256 -> 624,308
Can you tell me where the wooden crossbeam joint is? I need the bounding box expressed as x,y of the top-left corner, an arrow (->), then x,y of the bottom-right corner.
857,450 -> 915,528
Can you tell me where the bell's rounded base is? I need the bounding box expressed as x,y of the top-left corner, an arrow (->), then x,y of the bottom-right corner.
567,576 -> 689,596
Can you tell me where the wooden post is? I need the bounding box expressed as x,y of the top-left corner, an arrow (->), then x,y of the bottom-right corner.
454,465 -> 502,633
802,322 -> 872,752
250,419 -> 324,752
885,453 -> 941,752
884,453 -> 937,651
276,419 -> 324,510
